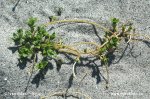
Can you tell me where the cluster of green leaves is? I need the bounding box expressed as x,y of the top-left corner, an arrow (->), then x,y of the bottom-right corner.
121,22 -> 133,42
111,18 -> 119,32
98,18 -> 120,64
99,18 -> 133,64
12,17 -> 57,69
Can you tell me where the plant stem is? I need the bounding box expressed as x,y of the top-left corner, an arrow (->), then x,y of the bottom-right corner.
44,19 -> 113,33
126,33 -> 150,40
71,41 -> 100,49
24,54 -> 36,93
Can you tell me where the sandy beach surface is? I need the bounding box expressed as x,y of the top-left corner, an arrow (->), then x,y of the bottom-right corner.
0,0 -> 150,99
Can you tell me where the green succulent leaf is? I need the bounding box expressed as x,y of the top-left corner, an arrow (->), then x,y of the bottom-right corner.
17,29 -> 23,36
42,47 -> 56,57
37,26 -> 47,36
101,55 -> 108,64
34,45 -> 41,49
111,18 -> 119,32
50,32 -> 56,40
47,49 -> 56,57
122,25 -> 126,32
126,25 -> 132,32
36,61 -> 48,69
110,37 -> 119,47
12,29 -> 24,44
18,46 -> 32,58
99,46 -> 107,54
27,17 -> 37,27
111,18 -> 119,24
27,17 -> 37,32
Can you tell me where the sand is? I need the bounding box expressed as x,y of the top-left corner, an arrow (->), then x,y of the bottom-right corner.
0,0 -> 150,99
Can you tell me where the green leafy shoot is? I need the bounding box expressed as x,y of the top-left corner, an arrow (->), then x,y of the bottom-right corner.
12,29 -> 24,44
111,18 -> 119,32
36,61 -> 48,69
12,17 -> 57,70
27,17 -> 37,32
